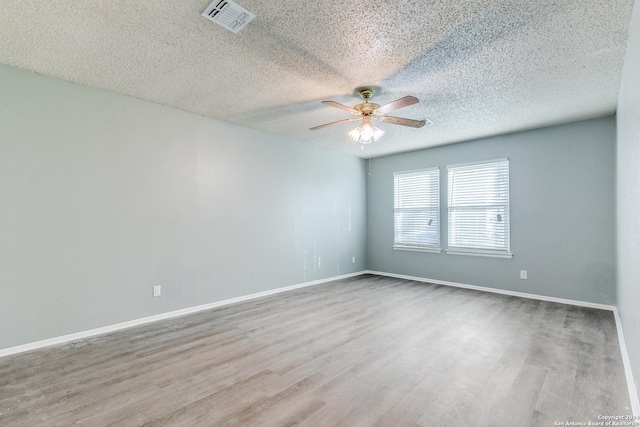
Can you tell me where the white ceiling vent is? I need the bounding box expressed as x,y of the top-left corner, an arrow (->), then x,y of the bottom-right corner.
202,0 -> 255,33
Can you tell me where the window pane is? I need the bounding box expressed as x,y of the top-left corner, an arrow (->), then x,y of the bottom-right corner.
394,168 -> 440,249
447,160 -> 509,253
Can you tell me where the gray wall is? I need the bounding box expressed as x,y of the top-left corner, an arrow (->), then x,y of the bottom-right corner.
0,65 -> 367,350
367,117 -> 616,304
616,0 -> 640,404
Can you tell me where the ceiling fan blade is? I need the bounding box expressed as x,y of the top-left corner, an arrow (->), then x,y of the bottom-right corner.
373,96 -> 419,115
310,117 -> 360,130
321,101 -> 361,116
378,116 -> 428,128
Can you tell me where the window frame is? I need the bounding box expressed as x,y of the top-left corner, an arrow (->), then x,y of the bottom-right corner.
393,167 -> 441,253
446,158 -> 512,258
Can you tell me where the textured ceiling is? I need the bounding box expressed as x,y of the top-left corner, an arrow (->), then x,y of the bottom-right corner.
0,0 -> 634,158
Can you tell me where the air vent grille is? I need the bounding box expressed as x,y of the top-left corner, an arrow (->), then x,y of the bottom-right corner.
202,0 -> 255,33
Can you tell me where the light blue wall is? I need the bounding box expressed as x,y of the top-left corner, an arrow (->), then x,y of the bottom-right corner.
367,117 -> 616,304
0,65 -> 367,350
616,0 -> 640,406
0,62 -> 624,353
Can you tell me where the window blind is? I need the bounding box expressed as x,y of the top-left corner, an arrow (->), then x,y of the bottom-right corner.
394,168 -> 440,250
447,159 -> 510,255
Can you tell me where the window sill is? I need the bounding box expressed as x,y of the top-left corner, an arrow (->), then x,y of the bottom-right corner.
393,246 -> 442,254
445,249 -> 513,259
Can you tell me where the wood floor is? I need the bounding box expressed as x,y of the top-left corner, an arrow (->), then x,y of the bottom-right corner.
0,275 -> 632,426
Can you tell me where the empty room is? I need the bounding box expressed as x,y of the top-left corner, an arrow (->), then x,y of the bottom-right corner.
1,0 -> 640,426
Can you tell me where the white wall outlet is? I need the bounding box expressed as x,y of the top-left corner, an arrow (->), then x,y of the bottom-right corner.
153,285 -> 161,297
520,270 -> 528,280
352,256 -> 356,264
318,257 -> 321,268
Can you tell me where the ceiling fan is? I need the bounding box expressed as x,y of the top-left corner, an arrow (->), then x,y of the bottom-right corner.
310,88 -> 431,149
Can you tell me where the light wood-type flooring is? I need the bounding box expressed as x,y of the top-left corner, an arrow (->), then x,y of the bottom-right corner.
0,274 -> 632,426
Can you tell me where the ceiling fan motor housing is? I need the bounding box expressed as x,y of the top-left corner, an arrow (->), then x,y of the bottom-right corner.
355,102 -> 380,116
355,88 -> 378,116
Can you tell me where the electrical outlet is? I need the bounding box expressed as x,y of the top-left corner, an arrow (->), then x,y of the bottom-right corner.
520,270 -> 528,280
318,257 -> 321,268
153,285 -> 161,297
352,256 -> 356,264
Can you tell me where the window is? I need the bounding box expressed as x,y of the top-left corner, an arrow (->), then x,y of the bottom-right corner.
393,168 -> 440,252
447,159 -> 511,257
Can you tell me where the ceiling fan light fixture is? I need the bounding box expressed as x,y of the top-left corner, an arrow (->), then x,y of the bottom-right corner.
348,119 -> 385,147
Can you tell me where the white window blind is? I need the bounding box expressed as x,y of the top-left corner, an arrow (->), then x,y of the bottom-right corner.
394,168 -> 440,251
447,159 -> 510,256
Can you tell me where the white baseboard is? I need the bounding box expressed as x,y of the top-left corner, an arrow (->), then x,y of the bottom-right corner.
613,308 -> 640,416
365,270 -> 615,311
4,269 -> 637,415
0,271 -> 367,359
